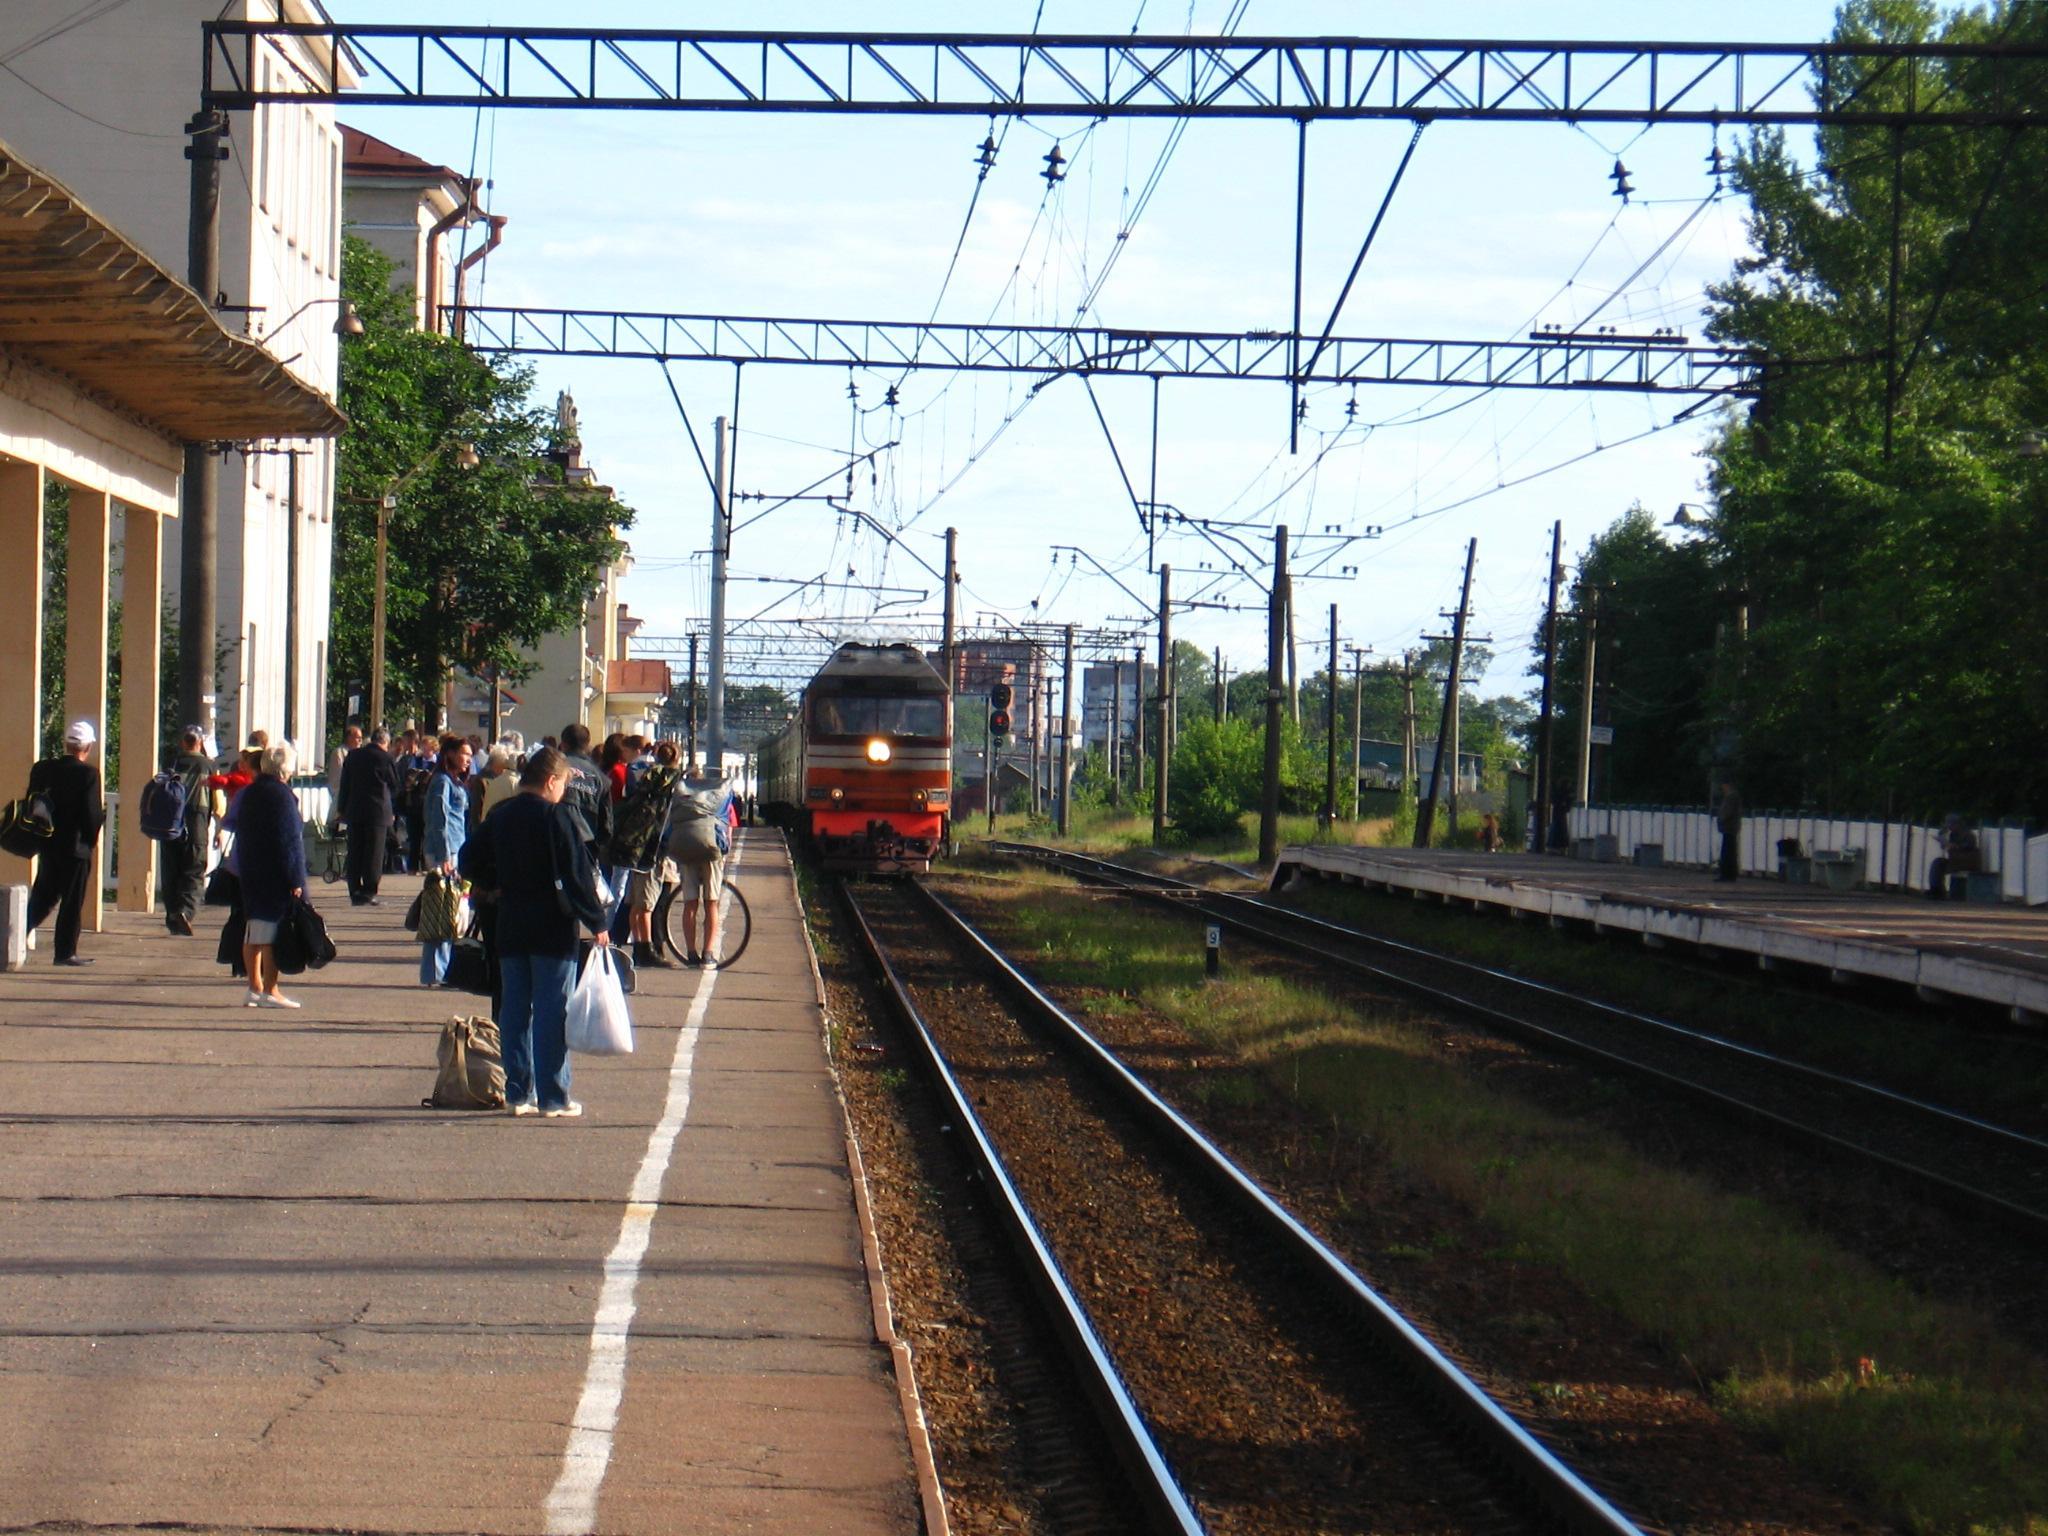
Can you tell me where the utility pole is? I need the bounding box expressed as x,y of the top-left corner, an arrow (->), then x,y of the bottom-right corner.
1286,583 -> 1300,724
1258,525 -> 1289,866
1576,591 -> 1600,807
1132,642 -> 1145,774
1415,538 -> 1476,847
706,415 -> 732,777
1153,563 -> 1171,846
181,108 -> 227,740
1345,644 -> 1370,821
370,495 -> 393,728
1323,603 -> 1339,828
685,633 -> 699,772
1109,659 -> 1123,802
1027,665 -> 1041,815
1043,675 -> 1056,809
1400,652 -> 1418,801
1058,624 -> 1076,836
1213,646 -> 1226,721
1535,520 -> 1564,850
941,526 -> 958,693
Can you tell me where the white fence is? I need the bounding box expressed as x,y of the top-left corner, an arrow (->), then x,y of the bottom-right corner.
1568,804 -> 2048,907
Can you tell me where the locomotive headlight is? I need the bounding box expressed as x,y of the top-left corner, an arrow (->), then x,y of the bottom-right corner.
865,738 -> 893,764
829,786 -> 845,803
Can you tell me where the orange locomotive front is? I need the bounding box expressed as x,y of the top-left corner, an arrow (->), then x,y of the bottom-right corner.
762,642 -> 952,874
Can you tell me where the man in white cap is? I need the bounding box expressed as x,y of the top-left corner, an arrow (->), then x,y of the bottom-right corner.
26,720 -> 106,966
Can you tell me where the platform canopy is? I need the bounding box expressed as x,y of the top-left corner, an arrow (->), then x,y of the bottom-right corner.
0,137 -> 344,444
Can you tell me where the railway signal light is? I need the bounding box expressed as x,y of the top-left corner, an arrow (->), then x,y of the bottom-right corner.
989,682 -> 1013,746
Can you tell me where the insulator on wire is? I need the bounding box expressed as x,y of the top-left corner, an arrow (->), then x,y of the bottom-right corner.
1042,143 -> 1066,185
1610,159 -> 1635,202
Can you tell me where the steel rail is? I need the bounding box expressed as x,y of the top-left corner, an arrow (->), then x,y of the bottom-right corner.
837,883 -> 1203,1536
991,842 -> 2048,1236
887,878 -> 1648,1536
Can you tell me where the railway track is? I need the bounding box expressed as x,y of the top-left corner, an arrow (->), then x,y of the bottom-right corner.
989,842 -> 2048,1242
840,874 -> 1647,1536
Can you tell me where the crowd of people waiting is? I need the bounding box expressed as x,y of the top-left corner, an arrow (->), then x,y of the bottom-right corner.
21,718 -> 734,1119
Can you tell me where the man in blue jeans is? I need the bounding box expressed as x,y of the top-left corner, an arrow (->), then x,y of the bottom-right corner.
460,747 -> 610,1117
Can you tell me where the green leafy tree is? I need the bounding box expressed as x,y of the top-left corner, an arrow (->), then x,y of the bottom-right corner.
1698,0 -> 2048,817
334,236 -> 632,735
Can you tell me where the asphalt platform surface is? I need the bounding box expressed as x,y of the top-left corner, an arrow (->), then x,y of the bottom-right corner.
0,830 -> 917,1535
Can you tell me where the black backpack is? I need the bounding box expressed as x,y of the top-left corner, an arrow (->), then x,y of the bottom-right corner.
138,771 -> 189,841
607,765 -> 678,868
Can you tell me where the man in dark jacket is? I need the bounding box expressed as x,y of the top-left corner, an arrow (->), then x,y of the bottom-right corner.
338,726 -> 401,906
557,722 -> 613,856
28,719 -> 107,966
160,725 -> 215,935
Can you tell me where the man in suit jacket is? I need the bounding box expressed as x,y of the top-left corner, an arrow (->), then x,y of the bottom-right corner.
27,719 -> 107,966
338,726 -> 401,906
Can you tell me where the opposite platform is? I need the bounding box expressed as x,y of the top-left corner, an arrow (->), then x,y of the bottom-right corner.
1276,845 -> 2048,1023
0,829 -> 920,1535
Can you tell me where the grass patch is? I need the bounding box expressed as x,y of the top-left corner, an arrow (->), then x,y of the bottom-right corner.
952,868 -> 2048,1536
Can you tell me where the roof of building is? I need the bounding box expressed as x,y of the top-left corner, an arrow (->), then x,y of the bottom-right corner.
340,124 -> 468,188
0,139 -> 345,443
606,658 -> 672,699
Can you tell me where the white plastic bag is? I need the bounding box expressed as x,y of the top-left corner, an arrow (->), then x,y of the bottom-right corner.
566,946 -> 634,1055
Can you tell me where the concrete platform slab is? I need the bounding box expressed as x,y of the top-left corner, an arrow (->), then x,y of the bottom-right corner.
0,829 -> 918,1535
1277,844 -> 2048,1020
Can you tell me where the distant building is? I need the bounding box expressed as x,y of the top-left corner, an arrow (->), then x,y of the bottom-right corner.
1356,738 -> 1482,798
341,124 -> 495,335
1079,661 -> 1156,751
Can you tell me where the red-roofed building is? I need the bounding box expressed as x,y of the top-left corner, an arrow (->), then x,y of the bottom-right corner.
340,124 -> 498,334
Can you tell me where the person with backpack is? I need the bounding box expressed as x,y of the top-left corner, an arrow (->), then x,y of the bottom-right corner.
25,721 -> 107,967
149,725 -> 216,935
608,739 -> 682,970
664,772 -> 733,967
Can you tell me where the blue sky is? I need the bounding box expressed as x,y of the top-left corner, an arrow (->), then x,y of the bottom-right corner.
340,2 -> 1849,697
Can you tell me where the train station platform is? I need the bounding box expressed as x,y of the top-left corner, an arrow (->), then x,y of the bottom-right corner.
0,831 -> 922,1535
1275,845 -> 2048,1023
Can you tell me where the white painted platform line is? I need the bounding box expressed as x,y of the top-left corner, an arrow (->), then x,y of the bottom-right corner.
543,955 -> 719,1535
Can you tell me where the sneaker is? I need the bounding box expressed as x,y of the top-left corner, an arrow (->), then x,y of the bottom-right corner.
254,993 -> 302,1010
244,990 -> 263,1008
507,1101 -> 539,1117
542,1101 -> 583,1119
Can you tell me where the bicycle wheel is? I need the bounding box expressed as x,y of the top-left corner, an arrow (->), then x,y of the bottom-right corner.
658,878 -> 752,969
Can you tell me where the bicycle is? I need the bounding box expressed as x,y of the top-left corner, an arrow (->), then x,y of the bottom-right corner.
653,875 -> 752,970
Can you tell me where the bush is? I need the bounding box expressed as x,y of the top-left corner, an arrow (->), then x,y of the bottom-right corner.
1169,716 -> 1264,839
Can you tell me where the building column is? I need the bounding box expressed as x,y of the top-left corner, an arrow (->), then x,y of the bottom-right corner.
67,485 -> 111,933
0,459 -> 44,891
119,504 -> 162,913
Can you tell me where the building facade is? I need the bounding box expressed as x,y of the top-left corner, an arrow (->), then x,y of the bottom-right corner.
0,0 -> 352,755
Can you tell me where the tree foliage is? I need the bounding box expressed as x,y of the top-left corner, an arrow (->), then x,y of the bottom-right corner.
333,236 -> 632,734
1683,0 -> 2048,817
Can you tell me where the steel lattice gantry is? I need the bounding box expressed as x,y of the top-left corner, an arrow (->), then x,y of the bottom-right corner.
200,25 -> 2047,126
451,307 -> 1760,394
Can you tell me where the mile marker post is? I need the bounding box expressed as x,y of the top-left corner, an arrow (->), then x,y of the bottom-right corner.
1204,923 -> 1222,981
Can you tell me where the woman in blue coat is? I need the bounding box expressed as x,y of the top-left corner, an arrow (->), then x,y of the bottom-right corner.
235,742 -> 309,1009
420,733 -> 473,986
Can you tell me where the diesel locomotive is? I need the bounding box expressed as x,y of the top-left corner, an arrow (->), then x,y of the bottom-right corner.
757,642 -> 952,873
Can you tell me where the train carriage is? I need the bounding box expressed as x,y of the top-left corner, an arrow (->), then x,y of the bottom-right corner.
759,642 -> 952,873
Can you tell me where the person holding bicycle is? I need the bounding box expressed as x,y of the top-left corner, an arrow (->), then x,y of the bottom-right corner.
664,774 -> 733,967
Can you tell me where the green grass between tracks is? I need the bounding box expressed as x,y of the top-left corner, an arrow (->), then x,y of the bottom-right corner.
946,863 -> 2048,1536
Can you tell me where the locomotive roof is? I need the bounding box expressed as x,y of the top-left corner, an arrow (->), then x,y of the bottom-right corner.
811,642 -> 948,693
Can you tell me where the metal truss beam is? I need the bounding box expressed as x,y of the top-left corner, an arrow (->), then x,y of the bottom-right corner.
203,25 -> 2046,126
453,306 -> 1759,394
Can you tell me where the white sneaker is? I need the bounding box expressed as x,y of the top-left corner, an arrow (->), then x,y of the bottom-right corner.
244,990 -> 263,1008
254,993 -> 302,1010
542,1101 -> 583,1118
507,1101 -> 539,1117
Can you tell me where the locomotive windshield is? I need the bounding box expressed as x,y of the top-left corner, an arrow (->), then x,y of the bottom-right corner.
813,695 -> 947,739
